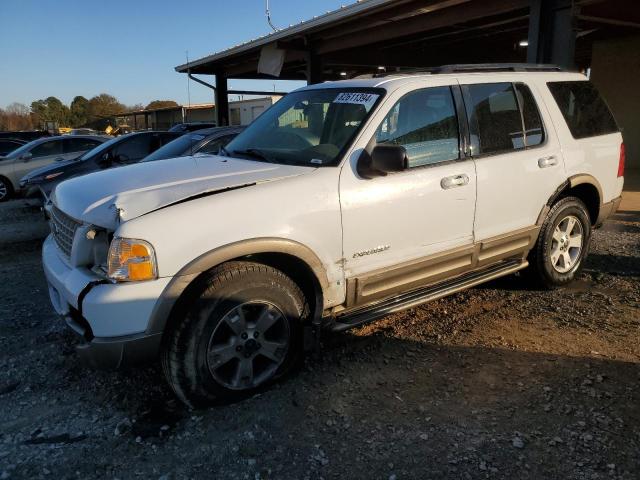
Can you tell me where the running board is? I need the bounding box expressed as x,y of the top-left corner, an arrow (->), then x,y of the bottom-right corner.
329,259 -> 527,333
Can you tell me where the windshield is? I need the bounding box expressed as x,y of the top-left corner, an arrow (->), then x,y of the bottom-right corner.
224,88 -> 384,166
5,139 -> 40,158
77,135 -> 121,160
142,132 -> 206,162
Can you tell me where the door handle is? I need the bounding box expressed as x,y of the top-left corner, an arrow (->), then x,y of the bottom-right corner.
538,155 -> 558,168
441,174 -> 469,189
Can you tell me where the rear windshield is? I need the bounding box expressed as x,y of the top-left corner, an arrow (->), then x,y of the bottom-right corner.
547,81 -> 618,139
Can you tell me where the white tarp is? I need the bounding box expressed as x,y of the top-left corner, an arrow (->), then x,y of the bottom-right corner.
257,44 -> 286,77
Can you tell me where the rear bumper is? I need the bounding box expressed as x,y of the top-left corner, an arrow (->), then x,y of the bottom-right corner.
596,196 -> 622,227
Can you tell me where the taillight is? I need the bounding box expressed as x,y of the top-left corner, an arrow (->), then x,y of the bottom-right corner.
618,143 -> 625,177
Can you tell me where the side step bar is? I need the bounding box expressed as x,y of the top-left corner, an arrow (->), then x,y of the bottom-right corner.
329,259 -> 527,333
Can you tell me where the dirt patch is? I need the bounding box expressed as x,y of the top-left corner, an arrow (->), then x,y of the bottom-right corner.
0,199 -> 638,479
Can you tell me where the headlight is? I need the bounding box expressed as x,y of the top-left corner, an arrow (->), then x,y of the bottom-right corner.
22,172 -> 62,186
107,237 -> 158,282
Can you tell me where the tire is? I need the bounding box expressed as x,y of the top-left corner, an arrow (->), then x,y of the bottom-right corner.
162,261 -> 307,408
526,196 -> 591,288
0,177 -> 13,202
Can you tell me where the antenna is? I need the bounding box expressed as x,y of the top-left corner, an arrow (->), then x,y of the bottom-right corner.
185,50 -> 192,111
265,0 -> 279,32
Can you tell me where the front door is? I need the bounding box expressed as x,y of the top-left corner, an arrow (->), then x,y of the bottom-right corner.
13,139 -> 64,181
339,82 -> 477,305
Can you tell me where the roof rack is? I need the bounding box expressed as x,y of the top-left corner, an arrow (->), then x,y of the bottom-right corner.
432,63 -> 564,73
374,63 -> 564,77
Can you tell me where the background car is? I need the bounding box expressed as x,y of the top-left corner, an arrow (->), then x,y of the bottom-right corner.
20,130 -> 182,199
0,131 -> 50,142
67,128 -> 105,136
0,135 -> 107,201
141,126 -> 245,163
0,138 -> 26,156
168,122 -> 217,133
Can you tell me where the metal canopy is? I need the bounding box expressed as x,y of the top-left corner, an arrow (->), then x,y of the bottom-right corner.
176,0 -> 638,81
176,0 -> 639,125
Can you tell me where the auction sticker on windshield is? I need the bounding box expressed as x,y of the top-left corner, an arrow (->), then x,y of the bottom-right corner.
333,92 -> 379,110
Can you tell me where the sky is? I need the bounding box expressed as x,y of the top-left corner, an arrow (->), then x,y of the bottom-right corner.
0,0 -> 352,109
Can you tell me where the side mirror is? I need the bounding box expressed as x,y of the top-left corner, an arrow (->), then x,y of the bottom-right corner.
21,152 -> 33,162
357,144 -> 408,178
98,152 -> 113,167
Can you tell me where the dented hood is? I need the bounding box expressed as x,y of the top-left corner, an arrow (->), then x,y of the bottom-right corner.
52,155 -> 314,229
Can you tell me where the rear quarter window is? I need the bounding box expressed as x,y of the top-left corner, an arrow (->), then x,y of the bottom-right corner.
547,81 -> 618,139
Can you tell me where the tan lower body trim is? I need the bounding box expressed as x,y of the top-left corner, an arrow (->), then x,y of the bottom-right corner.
596,196 -> 622,227
344,225 -> 540,308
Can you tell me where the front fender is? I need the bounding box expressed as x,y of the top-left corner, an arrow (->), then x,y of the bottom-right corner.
143,237 -> 330,337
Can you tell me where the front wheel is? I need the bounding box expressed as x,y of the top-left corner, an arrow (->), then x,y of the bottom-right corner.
0,177 -> 13,202
162,261 -> 307,407
526,196 -> 592,288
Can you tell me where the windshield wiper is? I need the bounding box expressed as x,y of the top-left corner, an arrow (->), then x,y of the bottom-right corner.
219,145 -> 230,157
232,148 -> 275,163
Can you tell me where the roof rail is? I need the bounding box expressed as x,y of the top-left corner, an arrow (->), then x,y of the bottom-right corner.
432,63 -> 564,73
373,63 -> 564,77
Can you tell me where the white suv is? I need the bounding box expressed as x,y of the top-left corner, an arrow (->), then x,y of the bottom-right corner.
42,65 -> 624,407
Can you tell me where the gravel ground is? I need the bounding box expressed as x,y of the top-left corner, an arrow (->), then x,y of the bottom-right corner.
0,198 -> 638,480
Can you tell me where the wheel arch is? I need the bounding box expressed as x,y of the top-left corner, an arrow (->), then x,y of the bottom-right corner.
147,238 -> 329,338
539,174 -> 602,226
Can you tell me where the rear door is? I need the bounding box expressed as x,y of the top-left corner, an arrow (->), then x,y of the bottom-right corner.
461,80 -> 567,241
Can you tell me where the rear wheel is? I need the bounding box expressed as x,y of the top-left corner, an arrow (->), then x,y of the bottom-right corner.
526,196 -> 591,288
0,177 -> 13,202
162,261 -> 307,407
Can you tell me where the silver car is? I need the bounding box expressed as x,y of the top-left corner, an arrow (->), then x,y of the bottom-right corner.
0,135 -> 107,201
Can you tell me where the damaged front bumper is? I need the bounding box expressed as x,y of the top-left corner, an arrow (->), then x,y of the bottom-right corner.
42,235 -> 171,368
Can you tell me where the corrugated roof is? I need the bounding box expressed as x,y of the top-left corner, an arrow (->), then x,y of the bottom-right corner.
174,0 -> 395,72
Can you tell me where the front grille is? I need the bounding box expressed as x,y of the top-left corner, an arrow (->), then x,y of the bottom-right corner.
50,206 -> 80,258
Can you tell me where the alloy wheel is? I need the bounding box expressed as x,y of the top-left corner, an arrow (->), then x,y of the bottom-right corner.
0,180 -> 7,201
550,215 -> 584,273
206,301 -> 290,390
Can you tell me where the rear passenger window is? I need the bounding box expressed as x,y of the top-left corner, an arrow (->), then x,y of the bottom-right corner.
547,81 -> 618,139
375,86 -> 459,168
515,83 -> 545,147
466,83 -> 525,155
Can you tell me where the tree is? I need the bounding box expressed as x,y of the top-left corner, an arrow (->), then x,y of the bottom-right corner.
69,95 -> 90,127
88,93 -> 126,118
145,100 -> 179,110
30,96 -> 70,126
0,103 -> 35,131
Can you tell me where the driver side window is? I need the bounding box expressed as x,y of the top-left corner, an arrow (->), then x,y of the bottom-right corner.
31,141 -> 63,158
375,86 -> 460,168
111,135 -> 153,164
